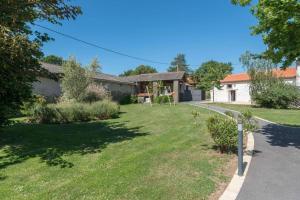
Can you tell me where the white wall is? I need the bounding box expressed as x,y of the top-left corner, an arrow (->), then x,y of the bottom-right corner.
211,82 -> 251,104
212,77 -> 297,104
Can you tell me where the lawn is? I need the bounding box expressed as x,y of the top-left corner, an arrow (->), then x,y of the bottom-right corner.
0,104 -> 234,200
208,103 -> 300,126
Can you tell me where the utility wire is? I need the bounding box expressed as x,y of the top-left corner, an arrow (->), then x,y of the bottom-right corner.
35,23 -> 170,65
34,23 -> 241,67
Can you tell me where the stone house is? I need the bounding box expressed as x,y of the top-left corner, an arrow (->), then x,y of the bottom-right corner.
33,63 -> 202,103
32,63 -> 135,101
120,71 -> 203,102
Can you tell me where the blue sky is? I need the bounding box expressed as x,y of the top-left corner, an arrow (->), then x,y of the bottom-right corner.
36,0 -> 266,75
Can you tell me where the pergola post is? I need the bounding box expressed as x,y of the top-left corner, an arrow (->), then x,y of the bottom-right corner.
173,80 -> 179,103
153,81 -> 158,98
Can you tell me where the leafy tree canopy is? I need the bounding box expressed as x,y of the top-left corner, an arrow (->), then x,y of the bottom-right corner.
232,0 -> 300,68
41,55 -> 64,65
120,65 -> 157,76
0,1 -> 81,125
168,54 -> 190,73
194,61 -> 233,91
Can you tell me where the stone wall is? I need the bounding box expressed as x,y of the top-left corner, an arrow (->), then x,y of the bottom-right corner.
32,77 -> 135,102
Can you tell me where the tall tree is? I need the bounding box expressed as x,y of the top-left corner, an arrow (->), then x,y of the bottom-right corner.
231,0 -> 300,68
41,55 -> 64,65
119,65 -> 157,76
0,1 -> 81,125
168,54 -> 190,73
194,61 -> 233,102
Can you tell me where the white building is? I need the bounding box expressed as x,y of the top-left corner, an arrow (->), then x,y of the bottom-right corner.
211,65 -> 300,104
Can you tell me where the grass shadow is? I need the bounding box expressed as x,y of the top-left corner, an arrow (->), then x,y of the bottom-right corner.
0,121 -> 148,169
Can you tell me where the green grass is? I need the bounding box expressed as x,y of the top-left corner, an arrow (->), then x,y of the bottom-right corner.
209,103 -> 300,126
0,104 -> 233,200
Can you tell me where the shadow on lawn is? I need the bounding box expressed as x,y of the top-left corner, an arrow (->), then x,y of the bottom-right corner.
0,121 -> 148,168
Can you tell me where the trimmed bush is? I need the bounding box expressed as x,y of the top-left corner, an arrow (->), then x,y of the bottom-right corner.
207,115 -> 238,153
31,100 -> 119,123
90,100 -> 119,119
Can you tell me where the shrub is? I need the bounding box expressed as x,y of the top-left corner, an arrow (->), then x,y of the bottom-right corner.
55,103 -> 90,122
90,100 -> 119,119
207,115 -> 238,153
32,104 -> 59,123
154,95 -> 173,104
130,95 -> 138,104
251,76 -> 300,109
21,95 -> 46,116
31,100 -> 119,123
83,84 -> 108,103
120,95 -> 138,105
238,110 -> 258,132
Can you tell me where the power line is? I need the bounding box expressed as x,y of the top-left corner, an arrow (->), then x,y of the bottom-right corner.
34,23 -> 170,65
34,23 -> 241,67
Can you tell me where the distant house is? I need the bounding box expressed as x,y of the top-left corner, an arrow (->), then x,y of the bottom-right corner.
120,71 -> 203,102
33,63 -> 203,103
33,63 -> 135,102
211,65 -> 300,104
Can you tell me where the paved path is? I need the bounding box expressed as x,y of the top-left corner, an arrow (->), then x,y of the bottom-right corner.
187,102 -> 300,200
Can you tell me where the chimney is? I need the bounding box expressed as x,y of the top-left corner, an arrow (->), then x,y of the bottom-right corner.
297,59 -> 300,87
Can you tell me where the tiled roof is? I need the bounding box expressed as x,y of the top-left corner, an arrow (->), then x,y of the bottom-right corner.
41,62 -> 133,85
119,71 -> 186,82
41,62 -> 62,73
221,67 -> 296,83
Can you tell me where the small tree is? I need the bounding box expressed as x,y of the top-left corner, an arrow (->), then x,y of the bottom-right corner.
168,54 -> 190,73
194,61 -> 233,102
61,57 -> 89,102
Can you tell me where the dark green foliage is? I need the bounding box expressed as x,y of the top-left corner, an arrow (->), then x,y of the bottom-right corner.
194,61 -> 232,102
232,0 -> 300,68
0,1 -> 81,125
21,95 -> 47,116
31,100 -> 119,123
41,55 -> 64,65
253,80 -> 300,109
154,95 -> 173,104
195,61 -> 233,91
207,115 -> 238,153
120,95 -> 138,105
120,65 -> 157,76
168,54 -> 190,73
32,104 -> 59,124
